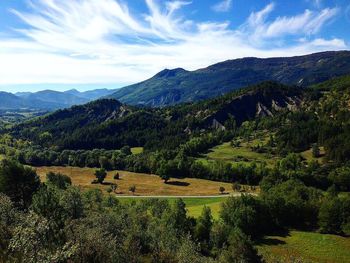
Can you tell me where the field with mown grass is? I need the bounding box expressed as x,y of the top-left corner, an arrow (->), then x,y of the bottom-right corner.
34,166 -> 251,197
257,230 -> 350,263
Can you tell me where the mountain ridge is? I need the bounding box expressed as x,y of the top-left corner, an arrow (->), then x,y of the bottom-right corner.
108,51 -> 350,107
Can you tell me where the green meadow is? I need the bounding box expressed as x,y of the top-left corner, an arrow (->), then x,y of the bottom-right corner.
257,230 -> 350,263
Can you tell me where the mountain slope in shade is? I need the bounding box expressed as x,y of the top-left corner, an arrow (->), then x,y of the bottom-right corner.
109,51 -> 350,107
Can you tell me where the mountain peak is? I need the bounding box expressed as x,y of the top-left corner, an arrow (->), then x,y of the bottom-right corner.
109,51 -> 350,107
153,68 -> 188,79
64,89 -> 80,95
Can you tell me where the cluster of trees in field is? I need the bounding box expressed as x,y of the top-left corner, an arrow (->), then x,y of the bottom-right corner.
1,158 -> 350,262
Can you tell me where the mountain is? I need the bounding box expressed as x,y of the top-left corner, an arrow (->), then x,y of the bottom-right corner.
0,92 -> 30,109
17,90 -> 89,106
64,88 -> 115,100
13,88 -> 116,110
0,91 -> 61,110
11,81 -> 304,150
108,51 -> 350,107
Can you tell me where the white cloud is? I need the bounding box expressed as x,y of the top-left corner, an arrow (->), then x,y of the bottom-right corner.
0,0 -> 346,87
212,0 -> 232,12
244,3 -> 339,45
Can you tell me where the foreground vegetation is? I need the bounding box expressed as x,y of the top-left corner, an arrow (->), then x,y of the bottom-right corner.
1,159 -> 350,262
117,197 -> 228,219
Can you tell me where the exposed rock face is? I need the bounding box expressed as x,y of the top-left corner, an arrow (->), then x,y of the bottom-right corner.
212,119 -> 226,131
204,85 -> 302,129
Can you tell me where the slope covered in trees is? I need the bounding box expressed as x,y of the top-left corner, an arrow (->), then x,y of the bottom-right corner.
9,82 -> 303,150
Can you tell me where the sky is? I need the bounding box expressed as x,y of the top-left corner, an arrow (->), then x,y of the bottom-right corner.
0,0 -> 349,92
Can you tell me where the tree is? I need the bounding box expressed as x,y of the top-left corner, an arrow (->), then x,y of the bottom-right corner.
0,159 -> 40,209
46,172 -> 71,190
60,186 -> 84,219
220,195 -> 266,238
219,228 -> 262,263
8,212 -> 61,263
31,185 -> 63,223
329,166 -> 350,191
157,161 -> 178,183
176,236 -> 204,263
232,182 -> 241,192
219,186 -> 225,195
161,174 -> 170,184
99,156 -> 110,170
114,173 -> 120,180
129,185 -> 136,195
121,146 -> 132,156
194,206 -> 213,245
0,193 -> 20,261
318,195 -> 350,235
95,168 -> 107,184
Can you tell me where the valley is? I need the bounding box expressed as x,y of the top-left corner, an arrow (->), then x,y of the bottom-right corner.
1,52 -> 350,263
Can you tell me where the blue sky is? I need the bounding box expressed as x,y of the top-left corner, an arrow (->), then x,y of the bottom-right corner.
0,0 -> 349,92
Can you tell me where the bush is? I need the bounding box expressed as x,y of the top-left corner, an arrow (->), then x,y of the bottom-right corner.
46,172 -> 71,190
0,159 -> 40,209
95,168 -> 107,184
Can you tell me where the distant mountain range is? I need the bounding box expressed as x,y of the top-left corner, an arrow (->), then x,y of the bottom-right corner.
108,51 -> 350,107
2,51 -> 350,110
0,88 -> 115,110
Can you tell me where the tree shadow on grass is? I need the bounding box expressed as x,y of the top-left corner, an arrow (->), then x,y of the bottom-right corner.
101,182 -> 116,186
256,229 -> 290,246
258,237 -> 286,246
166,181 -> 190,187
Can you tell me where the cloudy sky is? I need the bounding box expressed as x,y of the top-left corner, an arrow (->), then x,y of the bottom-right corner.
0,0 -> 349,92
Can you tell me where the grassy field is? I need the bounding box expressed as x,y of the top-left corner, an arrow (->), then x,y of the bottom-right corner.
35,166 -> 246,197
131,147 -> 143,154
198,140 -> 278,167
301,147 -> 326,164
257,230 -> 350,263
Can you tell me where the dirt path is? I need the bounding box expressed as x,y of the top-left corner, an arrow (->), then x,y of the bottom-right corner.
114,192 -> 257,198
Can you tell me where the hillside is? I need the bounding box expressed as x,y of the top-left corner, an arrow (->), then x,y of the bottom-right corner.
109,51 -> 350,107
10,82 -> 303,150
